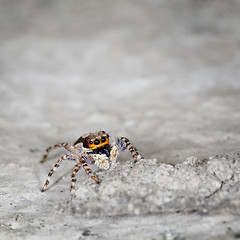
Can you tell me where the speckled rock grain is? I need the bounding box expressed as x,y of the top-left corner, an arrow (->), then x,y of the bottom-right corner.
70,153 -> 240,216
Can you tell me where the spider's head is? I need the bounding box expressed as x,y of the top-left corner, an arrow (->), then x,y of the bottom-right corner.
86,131 -> 110,150
74,131 -> 109,150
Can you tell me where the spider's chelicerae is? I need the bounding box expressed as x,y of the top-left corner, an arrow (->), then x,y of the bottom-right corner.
41,131 -> 143,192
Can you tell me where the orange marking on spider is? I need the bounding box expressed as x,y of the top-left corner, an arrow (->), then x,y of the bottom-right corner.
40,130 -> 143,192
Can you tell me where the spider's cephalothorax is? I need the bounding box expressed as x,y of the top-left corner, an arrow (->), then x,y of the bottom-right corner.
40,131 -> 143,192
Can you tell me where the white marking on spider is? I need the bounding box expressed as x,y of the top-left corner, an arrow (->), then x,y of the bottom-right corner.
40,130 -> 143,192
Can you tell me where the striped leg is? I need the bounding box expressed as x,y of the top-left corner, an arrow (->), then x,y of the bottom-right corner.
70,158 -> 100,192
117,137 -> 143,163
70,162 -> 81,192
41,154 -> 77,192
41,142 -> 74,163
80,158 -> 100,184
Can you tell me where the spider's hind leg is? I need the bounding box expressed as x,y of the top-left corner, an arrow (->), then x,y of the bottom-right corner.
117,137 -> 143,163
41,142 -> 73,163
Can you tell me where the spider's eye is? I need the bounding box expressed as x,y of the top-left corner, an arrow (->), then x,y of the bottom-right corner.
89,140 -> 93,144
94,139 -> 100,145
101,137 -> 106,143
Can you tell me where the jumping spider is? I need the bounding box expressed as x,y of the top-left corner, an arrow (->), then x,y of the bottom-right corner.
41,131 -> 143,192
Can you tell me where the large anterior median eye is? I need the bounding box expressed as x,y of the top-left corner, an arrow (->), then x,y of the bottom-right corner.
94,139 -> 100,145
101,137 -> 106,143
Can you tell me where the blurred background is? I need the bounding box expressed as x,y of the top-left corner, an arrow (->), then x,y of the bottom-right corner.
1,0 -> 240,164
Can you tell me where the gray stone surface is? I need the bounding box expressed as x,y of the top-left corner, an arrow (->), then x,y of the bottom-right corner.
72,153 -> 240,216
1,0 -> 240,239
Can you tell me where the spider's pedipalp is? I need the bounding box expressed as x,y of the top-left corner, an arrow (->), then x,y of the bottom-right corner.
41,154 -> 78,192
40,131 -> 143,192
109,144 -> 119,163
117,137 -> 143,162
93,154 -> 110,170
41,142 -> 75,163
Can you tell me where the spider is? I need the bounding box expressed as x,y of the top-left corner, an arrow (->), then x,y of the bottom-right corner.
41,131 -> 143,192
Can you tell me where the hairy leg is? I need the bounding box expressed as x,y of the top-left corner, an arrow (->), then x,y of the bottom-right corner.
41,154 -> 78,192
117,137 -> 143,162
41,142 -> 75,163
70,162 -> 82,192
80,157 -> 100,184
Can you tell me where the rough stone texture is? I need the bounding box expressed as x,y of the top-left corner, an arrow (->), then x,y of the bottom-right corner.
70,153 -> 240,216
1,0 -> 240,239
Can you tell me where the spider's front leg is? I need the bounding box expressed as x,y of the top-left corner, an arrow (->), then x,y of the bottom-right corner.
116,137 -> 143,163
41,142 -> 76,163
41,154 -> 78,192
70,158 -> 100,192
